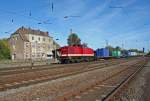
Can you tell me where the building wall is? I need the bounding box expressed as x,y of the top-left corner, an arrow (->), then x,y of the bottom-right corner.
28,34 -> 54,60
24,42 -> 31,59
9,34 -> 24,60
9,28 -> 60,60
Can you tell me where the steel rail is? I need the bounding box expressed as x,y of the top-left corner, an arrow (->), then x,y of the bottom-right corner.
0,58 -> 130,76
52,59 -> 146,101
0,58 -> 139,91
102,59 -> 147,101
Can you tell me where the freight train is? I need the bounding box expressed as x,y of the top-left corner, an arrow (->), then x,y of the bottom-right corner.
55,46 -> 141,63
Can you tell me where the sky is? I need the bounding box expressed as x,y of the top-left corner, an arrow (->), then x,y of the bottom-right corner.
0,0 -> 150,52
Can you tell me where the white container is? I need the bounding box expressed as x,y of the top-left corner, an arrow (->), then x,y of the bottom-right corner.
130,52 -> 137,56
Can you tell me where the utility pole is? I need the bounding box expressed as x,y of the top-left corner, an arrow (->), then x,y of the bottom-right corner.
70,29 -> 73,34
52,36 -> 59,63
105,40 -> 109,47
122,43 -> 124,50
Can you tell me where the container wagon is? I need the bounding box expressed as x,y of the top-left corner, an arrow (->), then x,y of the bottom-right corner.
95,48 -> 110,59
130,52 -> 137,56
112,50 -> 121,58
121,50 -> 130,57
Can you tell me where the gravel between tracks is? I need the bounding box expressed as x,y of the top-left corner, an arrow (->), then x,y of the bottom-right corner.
0,59 -> 139,101
0,59 -> 132,91
116,58 -> 150,101
0,58 -> 144,101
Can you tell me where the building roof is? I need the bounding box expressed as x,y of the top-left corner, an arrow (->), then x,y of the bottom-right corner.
11,26 -> 51,42
15,26 -> 49,37
19,32 -> 29,42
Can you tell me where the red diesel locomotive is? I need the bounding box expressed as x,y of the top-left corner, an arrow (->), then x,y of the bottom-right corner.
58,46 -> 94,63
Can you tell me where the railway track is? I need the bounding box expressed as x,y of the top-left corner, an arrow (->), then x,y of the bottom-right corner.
0,58 -> 137,91
0,61 -> 108,76
0,59 -> 114,74
52,58 -> 146,101
0,58 -> 137,76
0,57 -> 147,101
102,58 -> 148,101
59,57 -> 147,101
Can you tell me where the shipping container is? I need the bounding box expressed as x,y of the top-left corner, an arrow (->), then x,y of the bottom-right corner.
112,50 -> 121,58
130,52 -> 137,56
95,48 -> 109,58
121,50 -> 130,57
128,51 -> 131,56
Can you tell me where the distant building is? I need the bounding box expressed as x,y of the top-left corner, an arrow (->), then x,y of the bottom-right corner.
9,27 -> 60,60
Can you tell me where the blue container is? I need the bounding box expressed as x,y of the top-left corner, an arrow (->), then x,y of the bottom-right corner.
95,48 -> 109,58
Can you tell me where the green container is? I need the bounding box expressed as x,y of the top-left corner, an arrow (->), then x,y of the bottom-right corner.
112,50 -> 121,57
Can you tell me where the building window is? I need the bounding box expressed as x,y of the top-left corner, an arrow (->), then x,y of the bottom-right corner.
32,44 -> 35,48
13,45 -> 15,49
38,37 -> 40,41
32,36 -> 34,40
16,36 -> 18,40
47,54 -> 52,57
48,45 -> 50,49
43,38 -> 45,42
37,54 -> 40,57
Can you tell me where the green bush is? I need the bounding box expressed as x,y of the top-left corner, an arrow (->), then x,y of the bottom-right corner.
0,39 -> 11,60
147,52 -> 150,56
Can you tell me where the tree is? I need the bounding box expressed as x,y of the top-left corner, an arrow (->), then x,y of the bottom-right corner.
105,45 -> 115,55
115,46 -> 121,51
147,51 -> 150,56
67,33 -> 81,46
82,43 -> 88,48
0,38 -> 11,60
147,52 -> 150,55
106,45 -> 115,51
128,49 -> 139,52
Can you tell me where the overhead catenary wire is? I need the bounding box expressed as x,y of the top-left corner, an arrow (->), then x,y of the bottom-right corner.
64,15 -> 81,19
108,0 -> 136,26
109,2 -> 149,31
0,8 -> 53,26
0,8 -> 43,22
0,0 -> 62,27
11,19 -> 14,23
29,11 -> 32,16
0,1 -> 54,24
52,2 -> 54,12
0,6 -> 52,34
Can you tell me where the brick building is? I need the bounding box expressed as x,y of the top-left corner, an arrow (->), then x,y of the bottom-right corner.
9,27 -> 60,60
